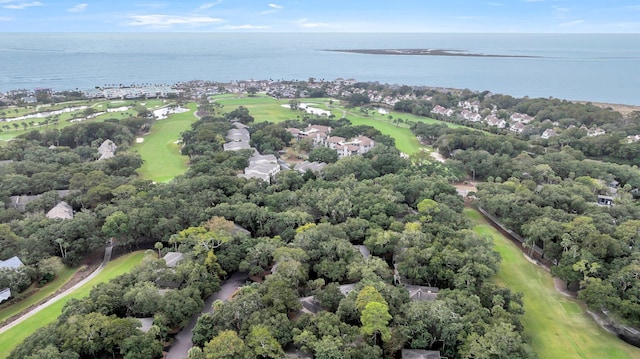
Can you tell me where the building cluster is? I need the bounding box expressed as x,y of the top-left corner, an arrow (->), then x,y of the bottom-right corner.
222,122 -> 374,183
83,85 -> 179,100
223,122 -> 283,183
286,125 -> 375,159
432,101 -> 614,140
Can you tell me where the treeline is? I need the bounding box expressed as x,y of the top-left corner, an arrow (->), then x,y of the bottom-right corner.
413,122 -> 640,327
6,108 -> 534,358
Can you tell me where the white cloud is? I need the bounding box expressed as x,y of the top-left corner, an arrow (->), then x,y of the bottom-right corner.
488,2 -> 503,6
454,15 -> 483,20
222,24 -> 269,29
524,0 -> 544,2
198,1 -> 221,11
128,14 -> 223,27
67,3 -> 88,13
3,1 -> 42,9
261,3 -> 283,15
297,18 -> 330,28
559,19 -> 584,27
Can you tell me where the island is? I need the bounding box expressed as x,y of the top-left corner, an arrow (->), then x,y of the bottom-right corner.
324,48 -> 542,58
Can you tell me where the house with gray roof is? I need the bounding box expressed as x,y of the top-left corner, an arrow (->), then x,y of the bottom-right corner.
162,252 -> 184,268
294,161 -> 327,174
239,151 -> 281,183
406,285 -> 439,302
0,256 -> 24,270
401,349 -> 442,359
46,201 -> 74,220
224,141 -> 252,151
0,256 -> 24,303
0,288 -> 11,303
98,139 -> 117,160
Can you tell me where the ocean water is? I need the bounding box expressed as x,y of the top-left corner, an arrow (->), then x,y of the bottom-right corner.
0,33 -> 639,105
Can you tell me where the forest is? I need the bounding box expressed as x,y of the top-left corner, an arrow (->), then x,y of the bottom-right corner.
1,106 -> 535,358
3,79 -> 640,358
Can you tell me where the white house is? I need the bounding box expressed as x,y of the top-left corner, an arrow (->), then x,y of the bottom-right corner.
541,129 -> 558,139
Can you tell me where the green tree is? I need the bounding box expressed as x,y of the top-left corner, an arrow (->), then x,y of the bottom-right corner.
245,325 -> 285,359
309,147 -> 339,163
203,330 -> 247,359
360,301 -> 392,343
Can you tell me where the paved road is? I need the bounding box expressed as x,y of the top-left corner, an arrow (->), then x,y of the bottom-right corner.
166,272 -> 248,359
0,239 -> 114,335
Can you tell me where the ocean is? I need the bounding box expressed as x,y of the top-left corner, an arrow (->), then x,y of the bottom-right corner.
1,33 -> 639,105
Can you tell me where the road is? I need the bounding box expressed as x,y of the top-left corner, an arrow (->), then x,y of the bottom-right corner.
165,272 -> 248,359
0,239 -> 113,335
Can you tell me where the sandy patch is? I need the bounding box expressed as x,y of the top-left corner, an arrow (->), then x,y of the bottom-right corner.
281,103 -> 331,116
153,106 -> 189,120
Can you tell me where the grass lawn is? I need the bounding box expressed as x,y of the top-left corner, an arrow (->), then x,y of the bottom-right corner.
465,208 -> 640,359
212,95 -> 446,154
132,102 -> 197,182
0,251 -> 147,359
0,267 -> 77,325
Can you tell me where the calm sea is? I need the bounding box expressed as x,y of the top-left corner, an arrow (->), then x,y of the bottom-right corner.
1,33 -> 639,105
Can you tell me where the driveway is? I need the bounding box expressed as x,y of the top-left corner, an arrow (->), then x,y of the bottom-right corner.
165,272 -> 248,359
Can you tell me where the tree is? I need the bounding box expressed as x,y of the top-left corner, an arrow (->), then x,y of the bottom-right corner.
309,147 -> 338,163
102,210 -> 132,247
154,242 -> 163,258
58,313 -> 140,358
245,325 -> 284,359
203,330 -> 247,359
461,322 -> 535,359
360,301 -> 392,343
121,332 -> 163,359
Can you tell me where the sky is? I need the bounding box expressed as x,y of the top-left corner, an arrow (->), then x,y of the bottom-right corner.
0,0 -> 639,33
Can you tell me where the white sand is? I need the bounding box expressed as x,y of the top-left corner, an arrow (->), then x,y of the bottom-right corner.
153,106 -> 189,120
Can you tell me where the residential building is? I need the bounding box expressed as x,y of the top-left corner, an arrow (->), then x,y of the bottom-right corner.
46,201 -> 74,220
541,129 -> 558,139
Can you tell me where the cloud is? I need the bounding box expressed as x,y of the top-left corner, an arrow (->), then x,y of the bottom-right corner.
454,15 -> 484,20
524,0 -> 544,2
488,2 -> 503,6
296,18 -> 330,28
198,1 -> 221,11
559,19 -> 584,27
261,3 -> 283,15
128,14 -> 223,27
3,1 -> 42,9
0,16 -> 11,21
67,3 -> 88,13
222,24 -> 269,30
136,3 -> 167,9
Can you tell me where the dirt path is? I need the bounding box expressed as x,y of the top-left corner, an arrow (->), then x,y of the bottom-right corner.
0,240 -> 113,335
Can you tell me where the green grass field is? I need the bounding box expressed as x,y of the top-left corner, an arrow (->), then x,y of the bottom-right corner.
132,102 -> 198,182
465,208 -> 640,359
212,94 -> 457,154
0,251 -> 147,359
0,267 -> 77,325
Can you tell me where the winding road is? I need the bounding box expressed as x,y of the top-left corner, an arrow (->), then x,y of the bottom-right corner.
165,272 -> 248,359
0,239 -> 114,335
